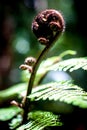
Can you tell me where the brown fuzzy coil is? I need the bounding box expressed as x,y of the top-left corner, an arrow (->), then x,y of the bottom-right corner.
32,9 -> 65,45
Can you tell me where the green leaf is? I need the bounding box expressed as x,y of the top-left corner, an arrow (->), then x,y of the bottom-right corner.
0,106 -> 22,121
16,111 -> 62,130
47,57 -> 87,72
29,81 -> 87,109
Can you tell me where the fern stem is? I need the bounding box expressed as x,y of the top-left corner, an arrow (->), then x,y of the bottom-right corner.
22,34 -> 60,123
22,9 -> 65,124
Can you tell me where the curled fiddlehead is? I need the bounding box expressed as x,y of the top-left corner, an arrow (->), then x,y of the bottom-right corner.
32,9 -> 65,45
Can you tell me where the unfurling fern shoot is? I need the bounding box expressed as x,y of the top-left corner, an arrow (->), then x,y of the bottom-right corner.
32,9 -> 65,45
22,9 -> 65,123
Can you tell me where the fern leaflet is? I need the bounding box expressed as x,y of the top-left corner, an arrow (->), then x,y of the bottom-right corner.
46,57 -> 87,72
10,111 -> 62,130
29,81 -> 87,109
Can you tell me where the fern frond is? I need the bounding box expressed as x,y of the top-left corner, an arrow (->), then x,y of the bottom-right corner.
47,57 -> 87,72
29,81 -> 87,109
16,111 -> 62,130
22,57 -> 87,86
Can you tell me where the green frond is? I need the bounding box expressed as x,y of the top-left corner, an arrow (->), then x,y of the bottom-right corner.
47,57 -> 87,72
16,111 -> 62,130
29,81 -> 87,109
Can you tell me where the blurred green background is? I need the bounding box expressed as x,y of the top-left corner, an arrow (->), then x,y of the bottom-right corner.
0,0 -> 87,90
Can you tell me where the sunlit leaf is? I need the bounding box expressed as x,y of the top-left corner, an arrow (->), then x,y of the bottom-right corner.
47,57 -> 87,72
29,81 -> 87,109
